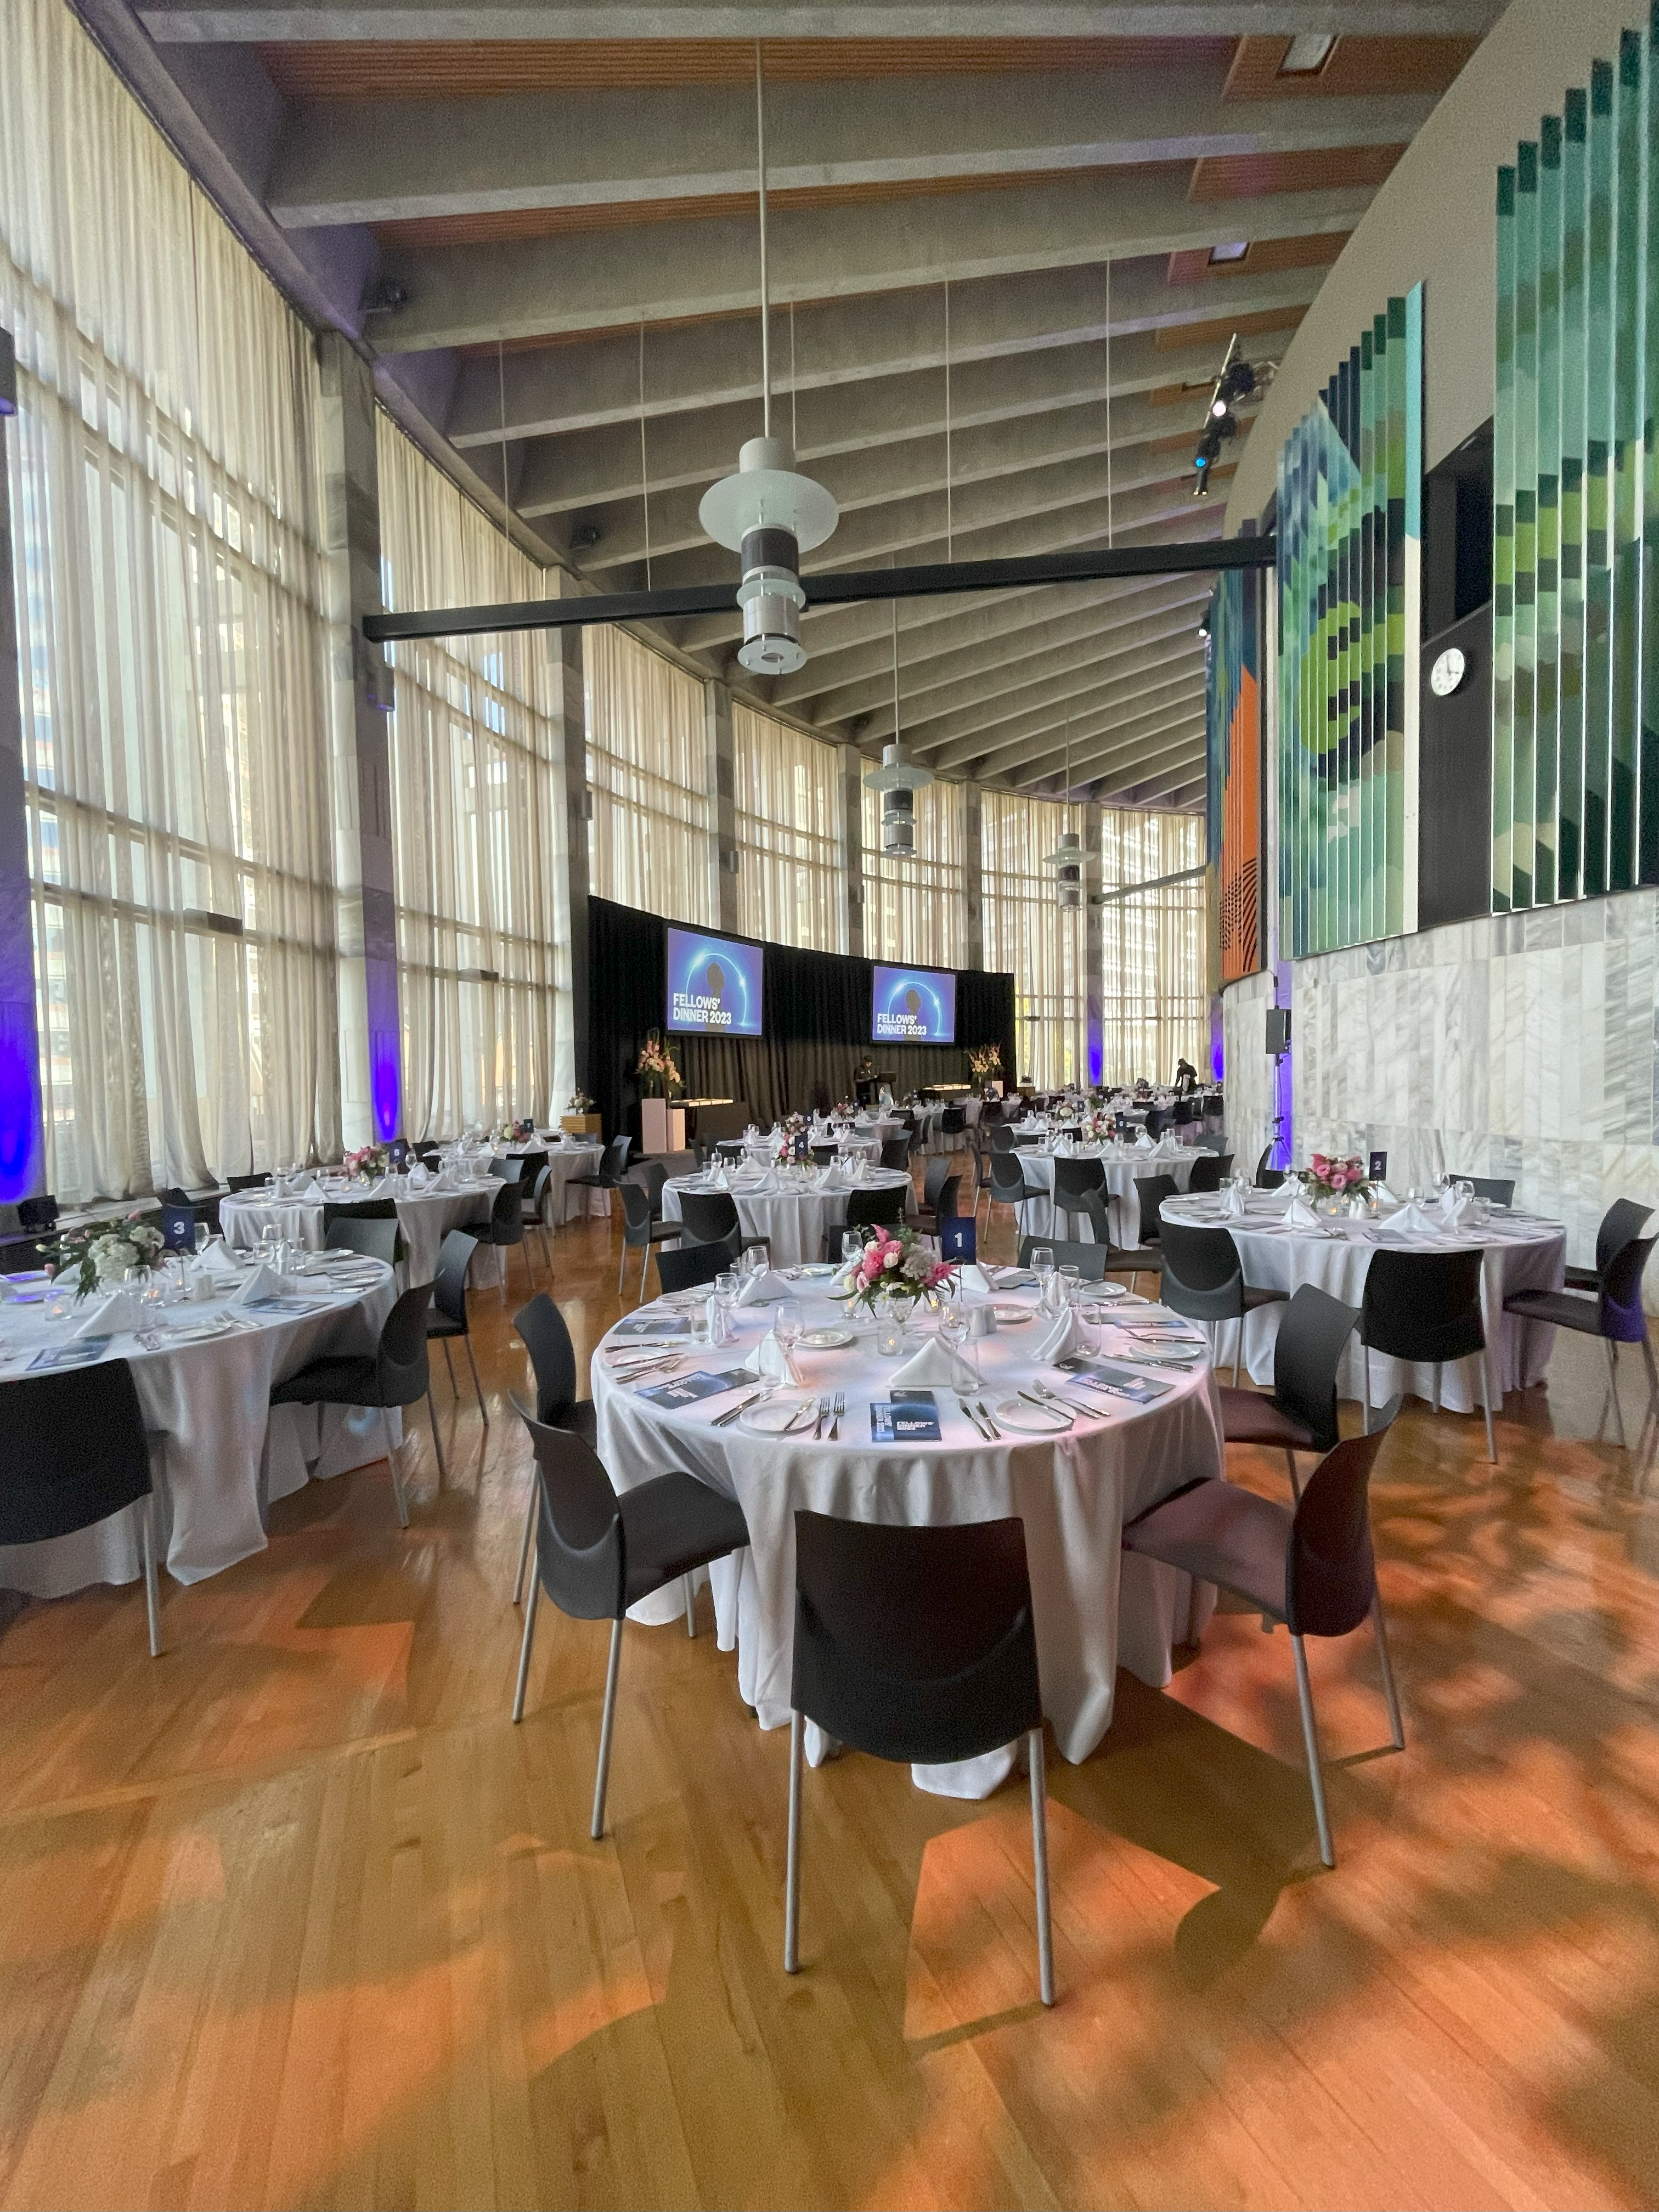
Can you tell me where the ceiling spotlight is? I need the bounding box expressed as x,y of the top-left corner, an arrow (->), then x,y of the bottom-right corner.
1194,428 -> 1223,471
1196,616 -> 1211,641
358,276 -> 409,318
1210,397 -> 1228,419
1209,240 -> 1249,266
1279,31 -> 1335,75
1220,360 -> 1258,404
1214,410 -> 1238,440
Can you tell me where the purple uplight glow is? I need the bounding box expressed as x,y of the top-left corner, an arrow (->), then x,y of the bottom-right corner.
0,1029 -> 43,1202
371,1040 -> 401,1143
1210,1001 -> 1224,1084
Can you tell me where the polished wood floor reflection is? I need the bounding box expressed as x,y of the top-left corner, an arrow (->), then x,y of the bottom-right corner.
4,1187 -> 1659,2209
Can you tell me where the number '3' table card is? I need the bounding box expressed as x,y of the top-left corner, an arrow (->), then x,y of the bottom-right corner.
870,1389 -> 942,1443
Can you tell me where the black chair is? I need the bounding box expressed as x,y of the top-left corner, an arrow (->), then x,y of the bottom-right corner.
1254,1147 -> 1285,1192
568,1133 -> 630,1201
269,1282 -> 442,1523
1073,1187 -> 1164,1289
1453,1175 -> 1515,1206
627,1159 -> 670,1218
880,1136 -> 912,1175
617,1180 -> 679,1301
941,1107 -> 966,1144
678,1188 -> 769,1259
488,1155 -> 526,1184
323,1197 -> 405,1266
914,1163 -> 962,1235
224,1172 -> 269,1194
989,1125 -> 1018,1154
483,1170 -> 537,1289
1361,1247 -> 1495,1460
988,1149 -> 1041,1238
655,1229 -> 742,1294
0,1363 -> 163,1656
325,1214 -> 400,1267
1563,1197 -> 1654,1294
1217,1283 -> 1358,1497
1132,1172 -> 1179,1249
842,1185 -> 907,1237
1186,1152 -> 1235,1195
1504,1222 -> 1659,1448
810,1143 -> 838,1168
509,1290 -> 599,1603
1122,1403 -> 1406,1869
512,1416 -> 751,1837
1157,1218 -> 1289,1386
1017,1233 -> 1116,1282
784,1511 -> 1053,2005
521,1162 -> 555,1269
426,1227 -> 486,1421
1051,1156 -> 1106,1237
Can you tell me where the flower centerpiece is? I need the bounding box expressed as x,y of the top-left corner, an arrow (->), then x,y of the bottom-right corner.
44,1210 -> 167,1300
567,1091 -> 596,1113
967,1043 -> 1002,1084
634,1029 -> 682,1099
1304,1153 -> 1373,1203
834,1222 -> 957,1316
343,1142 -> 391,1182
772,1111 -> 808,1167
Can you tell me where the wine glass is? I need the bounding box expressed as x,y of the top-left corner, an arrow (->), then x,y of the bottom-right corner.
193,1222 -> 210,1259
938,1296 -> 973,1379
842,1230 -> 864,1268
774,1298 -> 803,1364
1058,1262 -> 1082,1307
1031,1245 -> 1056,1308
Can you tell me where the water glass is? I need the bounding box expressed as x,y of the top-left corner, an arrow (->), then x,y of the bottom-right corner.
1058,1262 -> 1082,1307
193,1222 -> 210,1259
874,1295 -> 908,1359
774,1298 -> 803,1361
689,1304 -> 712,1353
842,1230 -> 864,1267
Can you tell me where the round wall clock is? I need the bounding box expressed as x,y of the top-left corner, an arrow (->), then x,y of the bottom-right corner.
1430,645 -> 1467,697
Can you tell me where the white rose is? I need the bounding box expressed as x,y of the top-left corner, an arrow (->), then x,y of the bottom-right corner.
882,1247 -> 900,1270
94,1238 -> 138,1280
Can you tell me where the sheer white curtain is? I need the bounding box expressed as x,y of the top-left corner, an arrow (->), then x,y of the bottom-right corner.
1098,808 -> 1206,1086
1,0 -> 339,1199
377,417 -> 571,1137
734,703 -> 845,951
861,777 -> 967,968
979,790 -> 1085,1089
585,625 -> 716,924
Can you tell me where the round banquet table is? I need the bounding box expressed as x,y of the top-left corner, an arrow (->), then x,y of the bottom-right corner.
1159,1190 -> 1569,1410
1017,1146 -> 1199,1245
534,1138 -> 610,1222
221,1178 -> 503,1286
809,1128 -> 884,1166
592,1277 -> 1224,1799
0,1254 -> 399,1598
659,1166 -> 914,1270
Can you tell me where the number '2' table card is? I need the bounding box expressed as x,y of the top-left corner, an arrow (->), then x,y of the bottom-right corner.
870,1390 -> 942,1443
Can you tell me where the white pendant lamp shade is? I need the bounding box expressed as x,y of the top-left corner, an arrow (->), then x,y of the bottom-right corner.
864,741 -> 933,856
1045,829 -> 1085,909
699,435 -> 838,674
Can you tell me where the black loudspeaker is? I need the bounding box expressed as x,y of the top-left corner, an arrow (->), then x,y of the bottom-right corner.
1265,1007 -> 1291,1056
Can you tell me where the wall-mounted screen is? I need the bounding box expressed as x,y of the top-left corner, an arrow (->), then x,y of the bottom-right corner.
871,964 -> 956,1045
665,926 -> 765,1037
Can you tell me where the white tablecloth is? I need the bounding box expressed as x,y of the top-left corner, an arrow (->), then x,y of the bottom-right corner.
592,1280 -> 1223,1798
221,1181 -> 501,1286
1017,1148 -> 1199,1245
0,1259 -> 399,1597
532,1141 -> 610,1223
661,1169 -> 914,1269
1160,1192 -> 1568,1411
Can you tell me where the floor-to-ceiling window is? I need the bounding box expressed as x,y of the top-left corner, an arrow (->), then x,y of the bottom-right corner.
979,789 -> 1085,1088
861,776 -> 968,969
733,703 -> 845,952
1098,807 -> 1207,1085
2,0 -> 340,1198
584,624 -> 716,927
378,417 -> 572,1135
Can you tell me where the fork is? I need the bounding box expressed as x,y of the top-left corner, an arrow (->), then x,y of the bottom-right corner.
830,1389 -> 844,1440
813,1392 -> 828,1440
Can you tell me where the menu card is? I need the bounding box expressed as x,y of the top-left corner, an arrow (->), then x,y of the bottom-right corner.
1055,1357 -> 1172,1404
29,1338 -> 112,1369
637,1367 -> 750,1409
870,1389 -> 942,1443
613,1315 -> 691,1339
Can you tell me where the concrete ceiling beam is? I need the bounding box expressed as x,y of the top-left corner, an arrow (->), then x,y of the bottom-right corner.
913,639 -> 1209,762
943,668 -> 1207,776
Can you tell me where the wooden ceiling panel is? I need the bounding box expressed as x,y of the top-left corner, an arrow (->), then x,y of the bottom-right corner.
372,160 -> 1188,251
1189,143 -> 1404,201
1152,304 -> 1306,353
1222,33 -> 1479,102
259,35 -> 1233,100
1164,230 -> 1348,286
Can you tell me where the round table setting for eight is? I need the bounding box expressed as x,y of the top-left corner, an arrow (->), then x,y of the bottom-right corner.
591,1249 -> 1224,1799
1159,1180 -> 1568,1410
1012,1139 -> 1201,1245
661,1162 -> 915,1270
0,1240 -> 400,1599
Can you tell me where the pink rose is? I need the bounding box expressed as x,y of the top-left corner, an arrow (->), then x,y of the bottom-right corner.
1311,1153 -> 1330,1176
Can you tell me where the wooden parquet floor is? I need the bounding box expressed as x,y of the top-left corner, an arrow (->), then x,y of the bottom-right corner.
5,1189 -> 1659,2209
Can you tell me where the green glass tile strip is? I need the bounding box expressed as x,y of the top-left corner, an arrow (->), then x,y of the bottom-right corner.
1610,26 -> 1644,889
1514,138 -> 1540,909
1585,55 -> 1616,896
1644,2 -> 1659,880
1561,89 -> 1589,899
1536,114 -> 1563,907
1494,162 -> 1517,913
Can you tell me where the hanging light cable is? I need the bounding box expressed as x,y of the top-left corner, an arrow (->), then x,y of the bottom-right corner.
638,320 -> 652,589
944,277 -> 953,563
497,336 -> 512,539
1104,259 -> 1114,549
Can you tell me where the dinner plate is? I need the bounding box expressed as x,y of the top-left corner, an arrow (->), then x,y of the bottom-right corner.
738,1392 -> 814,1435
992,1304 -> 1036,1324
659,1288 -> 711,1308
992,1396 -> 1073,1434
799,1325 -> 853,1349
785,1264 -> 837,1279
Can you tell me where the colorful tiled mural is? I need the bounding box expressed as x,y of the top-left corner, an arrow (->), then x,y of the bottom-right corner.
1493,15 -> 1659,910
1206,568 -> 1263,982
1277,285 -> 1424,958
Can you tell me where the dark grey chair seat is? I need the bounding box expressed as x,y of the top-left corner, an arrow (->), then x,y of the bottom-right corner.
1503,1286 -> 1611,1333
1123,1475 -> 1291,1617
269,1280 -> 441,1522
1214,1388 -> 1318,1453
270,1352 -> 380,1405
615,1470 -> 751,1609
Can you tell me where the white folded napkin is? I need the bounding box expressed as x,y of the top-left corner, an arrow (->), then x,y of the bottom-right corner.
232,1260 -> 284,1305
742,1334 -> 803,1384
198,1240 -> 241,1284
71,1287 -> 143,1339
1221,1183 -> 1247,1219
1133,1131 -> 1154,1150
1380,1200 -> 1437,1239
958,1264 -> 995,1295
297,1179 -> 325,1201
736,1267 -> 792,1306
888,1336 -> 978,1391
1282,1190 -> 1323,1231
1035,1306 -> 1081,1364
1438,1192 -> 1474,1231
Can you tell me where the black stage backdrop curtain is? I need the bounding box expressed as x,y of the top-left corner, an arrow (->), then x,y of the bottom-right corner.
588,897 -> 1017,1144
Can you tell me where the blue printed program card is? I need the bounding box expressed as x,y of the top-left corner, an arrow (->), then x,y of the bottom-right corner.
613,1315 -> 691,1339
637,1367 -> 750,1410
29,1338 -> 112,1370
870,1389 -> 942,1443
1056,1357 -> 1172,1405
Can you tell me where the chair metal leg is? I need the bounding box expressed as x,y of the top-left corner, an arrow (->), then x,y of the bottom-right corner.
1283,1448 -> 1302,1502
140,1496 -> 162,1658
426,1387 -> 447,1486
1361,1345 -> 1373,1433
1607,1338 -> 1629,1449
1232,1316 -> 1243,1389
1476,1349 -> 1496,1462
617,1238 -> 627,1297
1431,1361 -> 1442,1414
441,1338 -> 457,1393
512,1475 -> 537,1605
511,1561 -> 540,1720
464,1335 -> 488,1423
380,1407 -> 409,1527
639,1240 -> 650,1304
1291,1633 -> 1335,1869
1371,1593 -> 1406,1750
591,1617 -> 625,1840
784,1707 -> 804,1974
1643,1331 -> 1659,1415
682,1571 -> 697,1638
1028,1726 -> 1055,2006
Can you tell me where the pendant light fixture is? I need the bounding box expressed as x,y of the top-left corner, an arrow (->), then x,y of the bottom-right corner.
865,592 -> 933,855
697,44 -> 838,674
1045,725 -> 1085,908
